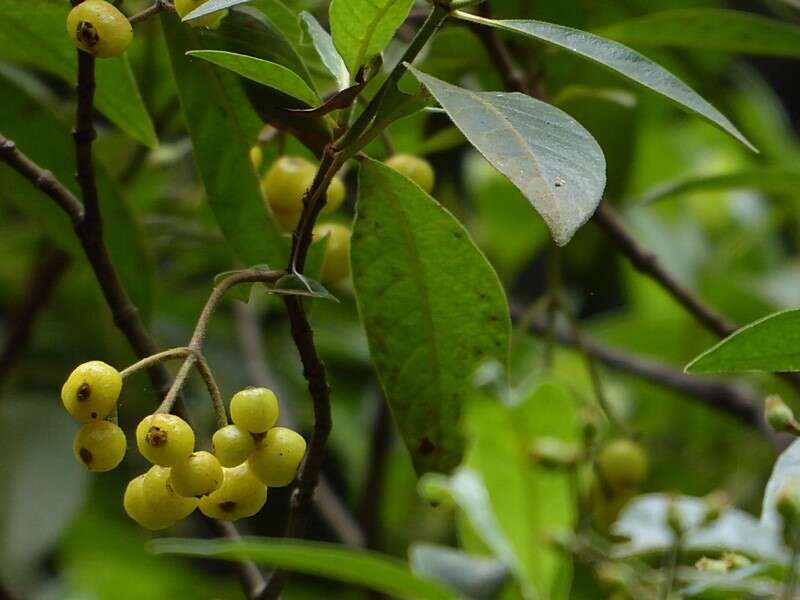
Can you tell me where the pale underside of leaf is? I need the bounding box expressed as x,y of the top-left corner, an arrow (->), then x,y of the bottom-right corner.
410,67 -> 606,246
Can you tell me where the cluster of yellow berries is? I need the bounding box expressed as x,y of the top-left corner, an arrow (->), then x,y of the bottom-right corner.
62,361 -> 307,530
67,0 -> 225,59
254,153 -> 435,284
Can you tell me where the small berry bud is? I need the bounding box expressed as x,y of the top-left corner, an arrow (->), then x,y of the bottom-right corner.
765,395 -> 799,433
666,496 -> 684,538
700,490 -> 729,527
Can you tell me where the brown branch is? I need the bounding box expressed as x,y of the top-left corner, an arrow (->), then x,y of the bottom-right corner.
234,303 -> 366,548
0,243 -> 70,384
593,201 -> 737,338
519,312 -> 780,446
128,0 -> 174,26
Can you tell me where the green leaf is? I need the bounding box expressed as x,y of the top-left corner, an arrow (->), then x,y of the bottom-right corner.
330,0 -> 415,75
637,167 -> 800,204
455,12 -> 756,152
461,383 -> 580,599
0,0 -> 156,147
0,73 -> 155,317
162,12 -> 288,267
600,9 -> 800,57
352,158 -> 511,473
186,50 -> 321,107
300,11 -> 350,90
409,67 -> 606,246
686,309 -> 800,374
409,543 -> 508,600
151,538 -> 456,600
271,274 -> 338,301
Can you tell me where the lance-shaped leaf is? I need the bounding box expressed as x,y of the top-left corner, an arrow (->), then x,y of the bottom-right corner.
454,12 -> 756,152
187,50 -> 321,107
300,11 -> 350,90
410,67 -> 606,246
600,9 -> 800,57
162,11 -> 287,267
686,309 -> 800,374
351,158 -> 510,473
182,0 -> 252,21
329,0 -> 415,75
0,0 -> 156,147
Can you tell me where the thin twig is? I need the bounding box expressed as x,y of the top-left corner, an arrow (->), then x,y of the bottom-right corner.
128,0 -> 174,26
0,244 -> 70,385
233,303 -> 366,548
120,347 -> 192,378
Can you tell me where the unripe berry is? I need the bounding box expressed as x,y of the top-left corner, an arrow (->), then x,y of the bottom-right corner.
136,413 -> 195,466
73,420 -> 126,472
174,0 -> 228,29
248,427 -> 306,487
198,463 -> 267,521
212,424 -> 256,467
66,0 -> 133,59
261,157 -> 346,232
385,154 -> 435,194
314,222 -> 351,284
142,465 -> 198,522
230,388 -> 279,434
250,145 -> 263,173
597,439 -> 649,492
169,451 -> 223,498
61,361 -> 122,422
123,475 -> 175,530
765,395 -> 799,433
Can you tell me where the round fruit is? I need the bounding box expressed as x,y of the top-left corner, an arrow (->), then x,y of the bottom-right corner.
142,465 -> 199,522
212,424 -> 256,467
61,360 -> 122,422
248,427 -> 306,487
73,420 -> 126,472
230,388 -> 279,434
261,157 -> 346,231
136,413 -> 195,466
174,0 -> 228,29
124,475 -> 175,530
66,0 -> 133,59
385,154 -> 435,194
169,451 -> 223,498
314,222 -> 351,284
597,439 -> 649,492
198,464 -> 267,521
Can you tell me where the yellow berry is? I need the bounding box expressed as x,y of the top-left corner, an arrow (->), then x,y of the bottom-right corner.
66,0 -> 133,59
73,421 -> 126,472
598,439 -> 649,492
314,222 -> 351,284
385,154 -> 435,194
262,156 -> 346,232
230,388 -> 279,434
61,361 -> 122,422
123,475 -> 174,530
142,465 -> 198,522
248,427 -> 306,487
169,451 -> 223,498
250,145 -> 263,173
174,0 -> 228,28
212,424 -> 256,467
136,413 -> 195,466
198,464 -> 267,521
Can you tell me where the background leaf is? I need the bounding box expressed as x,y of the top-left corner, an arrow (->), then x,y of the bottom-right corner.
162,11 -> 288,267
152,538 -> 456,600
686,309 -> 800,373
0,0 -> 156,147
601,9 -> 800,57
351,158 -> 510,473
0,73 -> 155,317
410,68 -> 606,246
762,440 -> 800,531
456,13 -> 755,152
182,0 -> 253,21
409,543 -> 508,600
329,0 -> 415,75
